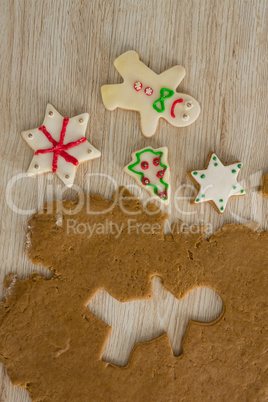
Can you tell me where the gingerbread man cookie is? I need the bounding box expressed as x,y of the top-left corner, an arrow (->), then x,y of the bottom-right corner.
21,103 -> 101,187
188,152 -> 246,214
101,51 -> 201,138
124,146 -> 170,203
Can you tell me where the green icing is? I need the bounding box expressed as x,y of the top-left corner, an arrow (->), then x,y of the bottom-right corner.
232,169 -> 236,174
152,88 -> 174,113
200,174 -> 205,179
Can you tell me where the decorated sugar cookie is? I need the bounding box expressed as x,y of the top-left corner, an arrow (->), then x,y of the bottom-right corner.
124,147 -> 170,203
188,152 -> 246,214
21,104 -> 101,187
101,50 -> 200,138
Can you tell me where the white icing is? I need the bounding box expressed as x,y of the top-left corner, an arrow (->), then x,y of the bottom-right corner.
21,104 -> 101,187
101,50 -> 200,138
190,152 -> 245,213
123,146 -> 170,204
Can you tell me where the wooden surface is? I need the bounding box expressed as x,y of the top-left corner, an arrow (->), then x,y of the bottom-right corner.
0,0 -> 267,400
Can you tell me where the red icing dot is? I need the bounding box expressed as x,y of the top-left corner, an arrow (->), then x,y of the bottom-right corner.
153,157 -> 160,166
134,81 -> 142,91
142,177 -> 150,185
141,161 -> 149,170
145,87 -> 153,96
156,170 -> 165,178
159,191 -> 168,199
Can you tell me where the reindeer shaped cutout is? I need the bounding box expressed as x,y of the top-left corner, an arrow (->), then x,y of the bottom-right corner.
88,277 -> 223,366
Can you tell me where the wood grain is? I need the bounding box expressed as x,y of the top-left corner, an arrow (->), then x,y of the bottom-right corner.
0,0 -> 267,400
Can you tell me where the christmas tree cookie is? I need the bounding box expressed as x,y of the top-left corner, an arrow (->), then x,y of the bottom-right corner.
101,50 -> 200,138
188,152 -> 246,214
21,103 -> 101,187
124,147 -> 170,204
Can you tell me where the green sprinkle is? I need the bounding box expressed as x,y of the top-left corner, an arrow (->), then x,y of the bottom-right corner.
193,171 -> 198,175
232,169 -> 236,174
240,189 -> 244,194
213,156 -> 217,161
214,163 -> 218,166
200,174 -> 205,179
237,164 -> 242,169
219,199 -> 223,202
220,206 -> 224,211
233,186 -> 237,189
196,198 -> 200,202
201,194 -> 205,198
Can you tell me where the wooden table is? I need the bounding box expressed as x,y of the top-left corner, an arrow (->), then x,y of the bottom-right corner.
0,0 -> 267,400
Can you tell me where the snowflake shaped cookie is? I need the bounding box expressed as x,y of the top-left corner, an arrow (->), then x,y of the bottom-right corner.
21,104 -> 101,187
124,146 -> 170,204
101,50 -> 200,138
188,152 -> 246,213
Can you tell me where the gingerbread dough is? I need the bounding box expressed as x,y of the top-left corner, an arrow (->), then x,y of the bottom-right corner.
260,173 -> 268,198
0,188 -> 267,401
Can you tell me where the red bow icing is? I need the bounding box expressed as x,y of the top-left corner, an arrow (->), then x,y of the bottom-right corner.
35,117 -> 86,173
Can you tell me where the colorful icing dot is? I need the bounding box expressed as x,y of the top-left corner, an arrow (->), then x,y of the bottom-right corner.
159,191 -> 168,200
156,170 -> 165,178
201,194 -> 205,198
220,206 -> 224,211
219,199 -> 223,203
240,189 -> 244,194
142,177 -> 150,185
237,164 -> 242,169
193,171 -> 198,175
145,87 -> 153,96
141,161 -> 149,170
134,81 -> 142,91
232,169 -> 236,174
196,198 -> 200,202
200,174 -> 205,179
214,163 -> 218,166
233,186 -> 237,189
153,157 -> 160,166
213,156 -> 217,161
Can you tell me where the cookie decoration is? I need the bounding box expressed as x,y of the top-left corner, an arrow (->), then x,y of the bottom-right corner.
89,277 -> 222,366
188,152 -> 246,214
124,146 -> 170,203
101,50 -> 200,138
21,103 -> 101,187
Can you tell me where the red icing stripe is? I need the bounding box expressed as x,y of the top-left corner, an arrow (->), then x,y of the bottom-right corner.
171,98 -> 183,118
35,118 -> 86,173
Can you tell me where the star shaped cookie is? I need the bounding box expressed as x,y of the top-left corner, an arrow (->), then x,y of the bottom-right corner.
101,50 -> 200,138
188,152 -> 246,213
21,104 -> 101,187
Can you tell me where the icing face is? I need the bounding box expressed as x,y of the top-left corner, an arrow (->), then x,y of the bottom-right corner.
123,147 -> 170,204
101,50 -> 200,138
21,103 -> 101,187
189,152 -> 245,213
